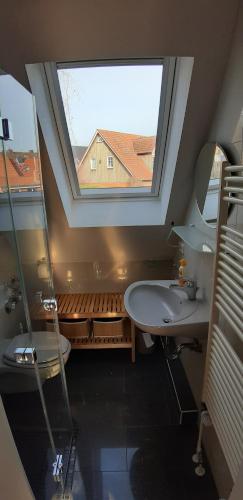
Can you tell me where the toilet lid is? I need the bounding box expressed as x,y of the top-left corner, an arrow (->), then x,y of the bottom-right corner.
3,331 -> 69,366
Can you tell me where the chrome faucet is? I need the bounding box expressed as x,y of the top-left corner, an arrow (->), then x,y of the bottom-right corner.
169,280 -> 198,300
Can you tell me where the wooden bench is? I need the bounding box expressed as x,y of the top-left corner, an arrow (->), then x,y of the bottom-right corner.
33,292 -> 135,362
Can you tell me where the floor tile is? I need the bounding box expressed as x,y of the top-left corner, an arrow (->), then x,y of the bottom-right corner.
71,469 -> 97,499
75,422 -> 127,472
2,346 -> 218,500
71,395 -> 126,430
72,470 -> 134,500
12,430 -> 50,474
76,446 -> 127,473
124,392 -> 172,427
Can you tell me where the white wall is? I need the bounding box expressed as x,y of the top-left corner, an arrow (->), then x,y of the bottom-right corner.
0,0 -> 240,231
0,231 -> 26,340
40,136 -> 176,291
178,4 -> 243,497
0,296 -> 25,340
0,398 -> 34,500
0,0 -> 239,292
0,2 -> 241,494
229,461 -> 243,500
180,216 -> 235,497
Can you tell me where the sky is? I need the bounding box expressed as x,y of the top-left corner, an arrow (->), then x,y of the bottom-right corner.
0,75 -> 37,152
58,64 -> 163,147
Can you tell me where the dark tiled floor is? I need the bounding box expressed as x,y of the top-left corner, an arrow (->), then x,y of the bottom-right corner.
2,346 -> 218,499
2,380 -> 72,500
66,347 -> 218,500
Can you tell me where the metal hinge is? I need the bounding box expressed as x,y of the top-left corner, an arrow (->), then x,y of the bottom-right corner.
0,118 -> 14,140
42,297 -> 58,312
52,454 -> 63,482
36,292 -> 57,312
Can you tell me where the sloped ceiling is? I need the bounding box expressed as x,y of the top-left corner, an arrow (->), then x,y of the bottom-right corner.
0,0 -> 240,224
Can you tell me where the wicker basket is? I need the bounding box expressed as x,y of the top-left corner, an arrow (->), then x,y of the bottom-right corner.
46,319 -> 90,339
46,321 -> 55,332
93,318 -> 125,338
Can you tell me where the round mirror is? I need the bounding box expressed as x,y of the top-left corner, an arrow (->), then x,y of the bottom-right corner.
194,142 -> 228,225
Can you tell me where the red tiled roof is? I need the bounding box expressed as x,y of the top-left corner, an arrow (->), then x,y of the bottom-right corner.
133,136 -> 156,154
0,152 -> 41,192
97,130 -> 153,181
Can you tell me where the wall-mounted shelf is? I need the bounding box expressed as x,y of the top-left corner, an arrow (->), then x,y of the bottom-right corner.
172,225 -> 216,253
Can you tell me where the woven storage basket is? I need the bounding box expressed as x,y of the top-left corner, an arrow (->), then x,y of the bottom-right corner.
93,318 -> 125,338
46,319 -> 90,338
46,321 -> 55,332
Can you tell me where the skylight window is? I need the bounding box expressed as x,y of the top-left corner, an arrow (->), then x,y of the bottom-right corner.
45,59 -> 176,199
27,57 -> 193,225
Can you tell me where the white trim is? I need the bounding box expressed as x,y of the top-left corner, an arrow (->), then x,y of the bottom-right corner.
45,58 -> 175,199
90,157 -> 97,170
26,57 -> 193,228
158,57 -> 194,222
107,155 -> 114,169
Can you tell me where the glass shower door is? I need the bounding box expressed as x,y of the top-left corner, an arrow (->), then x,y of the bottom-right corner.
0,73 -> 72,498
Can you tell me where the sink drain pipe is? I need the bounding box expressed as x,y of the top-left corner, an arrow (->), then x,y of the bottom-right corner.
164,336 -> 202,360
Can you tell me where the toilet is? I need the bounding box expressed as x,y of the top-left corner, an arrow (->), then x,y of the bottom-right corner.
0,331 -> 71,393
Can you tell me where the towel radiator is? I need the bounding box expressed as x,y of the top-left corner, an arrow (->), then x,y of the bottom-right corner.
194,164 -> 243,487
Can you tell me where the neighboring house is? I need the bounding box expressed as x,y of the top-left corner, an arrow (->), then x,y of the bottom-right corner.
211,145 -> 226,180
77,129 -> 155,188
203,145 -> 226,222
0,151 -> 41,193
72,145 -> 87,167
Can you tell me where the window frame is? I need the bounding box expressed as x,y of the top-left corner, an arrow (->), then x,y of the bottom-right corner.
44,58 -> 176,201
107,155 -> 114,169
90,157 -> 97,170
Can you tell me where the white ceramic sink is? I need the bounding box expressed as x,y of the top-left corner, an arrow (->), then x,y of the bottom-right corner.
124,280 -> 209,337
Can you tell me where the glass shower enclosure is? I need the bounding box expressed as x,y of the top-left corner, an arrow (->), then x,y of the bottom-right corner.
0,72 -> 72,498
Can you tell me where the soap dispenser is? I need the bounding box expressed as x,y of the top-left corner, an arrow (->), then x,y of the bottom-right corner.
177,243 -> 187,286
178,258 -> 187,286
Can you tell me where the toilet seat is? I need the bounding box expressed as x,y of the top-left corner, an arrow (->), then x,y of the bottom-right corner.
3,331 -> 70,369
